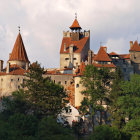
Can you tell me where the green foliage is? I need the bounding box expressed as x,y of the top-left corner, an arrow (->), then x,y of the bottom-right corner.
123,119 -> 140,139
80,65 -> 112,125
0,113 -> 37,140
1,89 -> 29,118
37,116 -> 75,140
0,113 -> 75,140
88,125 -> 122,140
22,61 -> 67,117
109,74 -> 140,129
0,61 -> 75,140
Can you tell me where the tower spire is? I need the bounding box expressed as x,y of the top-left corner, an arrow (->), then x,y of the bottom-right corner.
75,13 -> 77,19
70,13 -> 81,30
18,26 -> 20,32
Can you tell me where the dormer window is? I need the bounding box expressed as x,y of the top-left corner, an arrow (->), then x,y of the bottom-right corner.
64,43 -> 66,51
65,58 -> 69,60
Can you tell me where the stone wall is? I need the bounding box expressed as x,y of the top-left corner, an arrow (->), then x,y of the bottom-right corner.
81,37 -> 90,62
0,75 -> 26,97
60,53 -> 81,69
130,51 -> 140,74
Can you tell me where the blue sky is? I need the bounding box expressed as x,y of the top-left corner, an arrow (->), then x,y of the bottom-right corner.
0,0 -> 140,68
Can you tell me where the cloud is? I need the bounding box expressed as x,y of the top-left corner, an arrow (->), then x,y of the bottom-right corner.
0,0 -> 140,67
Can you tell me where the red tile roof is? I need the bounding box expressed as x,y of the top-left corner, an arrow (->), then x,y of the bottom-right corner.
119,54 -> 129,59
94,47 -> 112,61
60,37 -> 89,53
109,52 -> 118,55
93,63 -> 116,68
9,33 -> 29,62
0,64 -> 26,76
129,40 -> 140,51
70,19 -> 82,30
123,54 -> 130,59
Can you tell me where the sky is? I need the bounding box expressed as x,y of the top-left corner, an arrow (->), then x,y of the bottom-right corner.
0,0 -> 140,68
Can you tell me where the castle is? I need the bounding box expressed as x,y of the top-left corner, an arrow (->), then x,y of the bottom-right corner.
0,17 -> 140,108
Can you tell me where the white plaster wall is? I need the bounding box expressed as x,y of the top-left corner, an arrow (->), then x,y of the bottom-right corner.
74,76 -> 85,107
0,75 -> 26,97
60,53 -> 81,69
44,74 -> 73,87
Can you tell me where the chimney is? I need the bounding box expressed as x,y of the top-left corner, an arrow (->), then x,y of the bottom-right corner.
103,47 -> 107,52
130,41 -> 133,48
0,60 -> 3,72
88,50 -> 93,65
64,43 -> 66,51
69,44 -> 74,54
6,62 -> 10,74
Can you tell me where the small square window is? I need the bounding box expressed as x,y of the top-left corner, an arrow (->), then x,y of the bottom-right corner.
76,84 -> 79,88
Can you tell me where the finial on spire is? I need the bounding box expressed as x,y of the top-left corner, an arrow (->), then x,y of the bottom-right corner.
75,13 -> 77,19
18,26 -> 20,32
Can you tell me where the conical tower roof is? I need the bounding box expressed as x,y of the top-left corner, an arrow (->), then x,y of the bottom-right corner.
129,40 -> 140,51
70,18 -> 82,30
9,32 -> 29,62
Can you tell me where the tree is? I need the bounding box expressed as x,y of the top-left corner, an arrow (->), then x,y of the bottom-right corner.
109,74 -> 140,129
80,65 -> 113,128
123,119 -> 140,140
0,62 -> 75,140
23,62 -> 67,117
88,125 -> 122,140
107,68 -> 125,129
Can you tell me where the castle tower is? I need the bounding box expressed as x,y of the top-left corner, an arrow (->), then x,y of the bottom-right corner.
60,15 -> 90,69
8,29 -> 29,69
129,40 -> 140,74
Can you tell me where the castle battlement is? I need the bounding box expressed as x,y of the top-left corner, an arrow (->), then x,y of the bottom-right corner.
63,30 -> 90,38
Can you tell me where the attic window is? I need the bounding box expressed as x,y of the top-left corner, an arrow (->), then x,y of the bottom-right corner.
1,79 -> 3,82
73,58 -> 77,60
65,58 -> 69,60
11,79 -> 13,82
98,61 -> 107,64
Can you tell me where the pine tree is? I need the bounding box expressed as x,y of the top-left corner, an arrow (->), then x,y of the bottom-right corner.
23,61 -> 67,117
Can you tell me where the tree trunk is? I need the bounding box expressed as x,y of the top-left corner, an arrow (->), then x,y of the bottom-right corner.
99,100 -> 103,125
92,114 -> 95,132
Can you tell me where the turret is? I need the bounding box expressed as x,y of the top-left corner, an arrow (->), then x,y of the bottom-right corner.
8,27 -> 30,69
